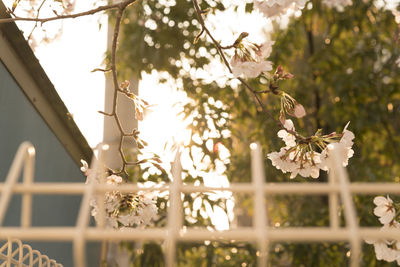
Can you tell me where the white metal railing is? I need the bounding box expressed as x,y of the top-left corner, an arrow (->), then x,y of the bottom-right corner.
0,142 -> 400,266
0,238 -> 62,267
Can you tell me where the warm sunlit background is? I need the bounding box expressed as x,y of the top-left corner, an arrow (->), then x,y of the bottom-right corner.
4,0 -> 400,232
4,0 -> 273,230
3,0 -> 277,149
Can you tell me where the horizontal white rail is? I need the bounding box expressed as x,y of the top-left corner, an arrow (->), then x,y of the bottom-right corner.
0,227 -> 398,242
0,182 -> 399,194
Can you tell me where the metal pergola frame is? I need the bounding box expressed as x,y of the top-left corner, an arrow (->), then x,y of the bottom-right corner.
0,142 -> 399,267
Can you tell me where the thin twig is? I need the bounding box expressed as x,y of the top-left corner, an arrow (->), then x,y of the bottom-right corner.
98,111 -> 113,116
27,0 -> 47,40
91,68 -> 112,73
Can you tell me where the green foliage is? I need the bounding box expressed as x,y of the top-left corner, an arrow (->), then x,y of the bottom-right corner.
271,0 -> 400,184
113,0 -> 224,79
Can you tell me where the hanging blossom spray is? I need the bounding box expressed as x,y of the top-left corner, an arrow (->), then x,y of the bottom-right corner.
80,160 -> 158,229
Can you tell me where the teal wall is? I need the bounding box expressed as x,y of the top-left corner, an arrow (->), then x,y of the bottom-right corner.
0,60 -> 99,266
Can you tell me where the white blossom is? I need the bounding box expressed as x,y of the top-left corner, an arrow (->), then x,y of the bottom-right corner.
118,213 -> 141,226
231,58 -> 273,78
254,0 -> 307,18
106,174 -> 123,185
277,119 -> 296,147
117,194 -> 158,228
366,222 -> 400,264
289,152 -> 321,179
268,120 -> 322,179
267,146 -> 321,179
370,241 -> 399,263
259,41 -> 274,58
83,167 -> 158,229
268,147 -> 296,173
230,40 -> 274,78
80,159 -> 90,176
374,196 -> 396,225
318,122 -> 355,171
393,10 -> 400,24
137,196 -> 158,225
322,0 -> 352,10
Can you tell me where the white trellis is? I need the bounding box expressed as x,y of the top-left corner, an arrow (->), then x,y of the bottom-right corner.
0,238 -> 62,267
1,141 -> 400,267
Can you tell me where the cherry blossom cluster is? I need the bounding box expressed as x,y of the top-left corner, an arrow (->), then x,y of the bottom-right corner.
366,196 -> 400,265
212,3 -> 356,180
225,33 -> 305,123
254,0 -> 353,18
229,33 -> 274,78
254,0 -> 307,18
10,0 -> 75,15
80,160 -> 158,229
267,120 -> 354,179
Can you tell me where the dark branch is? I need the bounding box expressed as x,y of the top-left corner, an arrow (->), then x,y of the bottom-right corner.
0,0 -> 135,24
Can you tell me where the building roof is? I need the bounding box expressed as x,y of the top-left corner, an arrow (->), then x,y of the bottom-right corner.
0,1 -> 93,165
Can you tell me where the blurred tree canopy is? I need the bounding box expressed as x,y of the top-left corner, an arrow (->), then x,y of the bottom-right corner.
114,0 -> 400,266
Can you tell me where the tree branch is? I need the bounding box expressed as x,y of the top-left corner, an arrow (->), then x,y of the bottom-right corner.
0,0 -> 136,24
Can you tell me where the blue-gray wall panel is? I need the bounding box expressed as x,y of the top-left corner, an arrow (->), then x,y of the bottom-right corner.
0,61 -> 100,266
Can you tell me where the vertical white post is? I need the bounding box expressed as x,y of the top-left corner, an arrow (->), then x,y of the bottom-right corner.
166,150 -> 182,267
328,145 -> 360,267
0,142 -> 33,226
74,179 -> 93,267
250,143 -> 269,267
74,145 -> 106,267
328,169 -> 339,229
21,146 -> 35,228
96,144 -> 109,229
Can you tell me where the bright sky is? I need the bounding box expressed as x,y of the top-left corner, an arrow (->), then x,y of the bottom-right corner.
4,0 -> 108,148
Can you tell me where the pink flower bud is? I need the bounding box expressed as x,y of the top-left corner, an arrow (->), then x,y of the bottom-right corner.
327,132 -> 337,137
294,104 -> 306,118
276,65 -> 283,75
213,142 -> 221,153
283,73 -> 294,79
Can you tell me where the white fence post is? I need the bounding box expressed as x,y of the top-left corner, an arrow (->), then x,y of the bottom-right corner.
329,144 -> 360,267
328,166 -> 339,229
166,150 -> 183,267
0,142 -> 35,227
21,144 -> 35,228
251,143 -> 269,267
